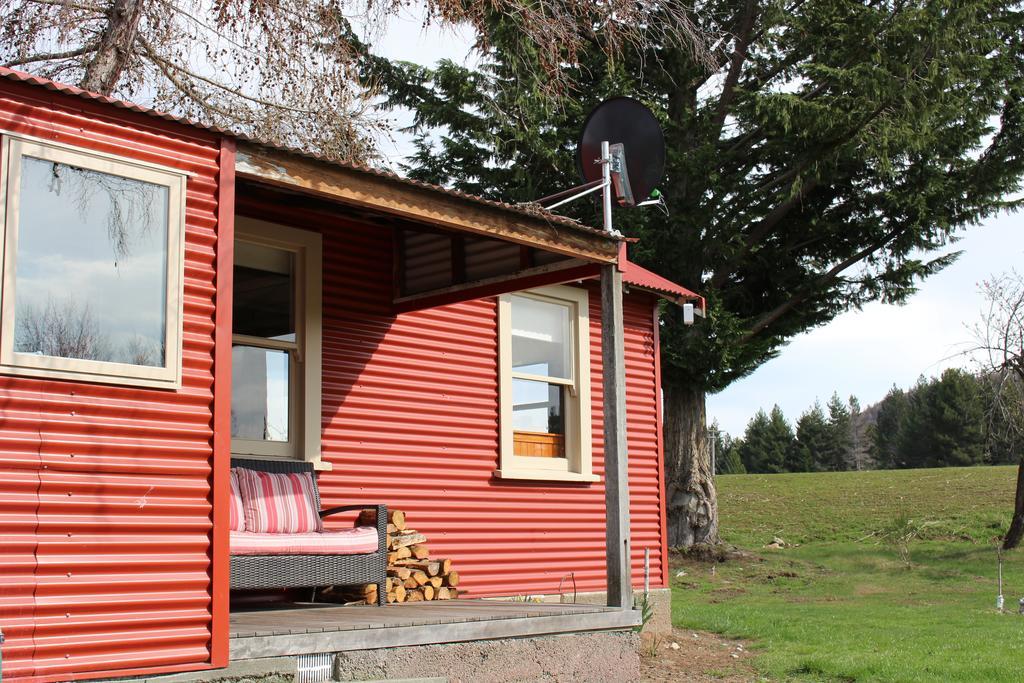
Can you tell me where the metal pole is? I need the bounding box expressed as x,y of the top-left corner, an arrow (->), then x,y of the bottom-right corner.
601,141 -> 613,233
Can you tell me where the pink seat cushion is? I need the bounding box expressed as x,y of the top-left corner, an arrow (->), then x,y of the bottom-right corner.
236,468 -> 323,533
230,527 -> 379,555
229,470 -> 246,532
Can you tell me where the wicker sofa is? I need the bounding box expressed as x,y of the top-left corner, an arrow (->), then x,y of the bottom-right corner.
229,457 -> 388,605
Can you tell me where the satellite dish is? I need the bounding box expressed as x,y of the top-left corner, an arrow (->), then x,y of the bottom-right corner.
577,97 -> 665,206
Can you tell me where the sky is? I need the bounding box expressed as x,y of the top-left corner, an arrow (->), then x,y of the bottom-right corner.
364,10 -> 1024,438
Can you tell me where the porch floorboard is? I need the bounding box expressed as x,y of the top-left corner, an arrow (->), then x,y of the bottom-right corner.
229,599 -> 640,659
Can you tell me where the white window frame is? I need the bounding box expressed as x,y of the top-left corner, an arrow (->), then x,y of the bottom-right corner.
496,284 -> 597,483
231,217 -> 325,468
0,133 -> 187,389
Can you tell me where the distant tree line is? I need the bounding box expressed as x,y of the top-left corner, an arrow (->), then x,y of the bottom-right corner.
714,369 -> 1023,474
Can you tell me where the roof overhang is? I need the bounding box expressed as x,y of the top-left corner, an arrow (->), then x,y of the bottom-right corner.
619,257 -> 706,315
235,143 -> 620,264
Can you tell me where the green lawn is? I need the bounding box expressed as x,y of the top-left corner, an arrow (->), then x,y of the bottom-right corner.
672,466 -> 1024,682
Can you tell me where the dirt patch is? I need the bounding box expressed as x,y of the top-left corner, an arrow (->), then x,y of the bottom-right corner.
640,627 -> 758,682
672,543 -> 755,564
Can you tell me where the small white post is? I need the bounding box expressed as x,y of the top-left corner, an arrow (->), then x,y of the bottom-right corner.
644,547 -> 650,597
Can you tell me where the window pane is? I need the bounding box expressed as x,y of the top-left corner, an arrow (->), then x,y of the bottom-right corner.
510,295 -> 571,379
13,156 -> 168,366
233,241 -> 295,341
232,345 -> 290,442
512,378 -> 566,458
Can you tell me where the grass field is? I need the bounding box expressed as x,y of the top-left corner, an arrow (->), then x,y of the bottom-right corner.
671,466 -> 1024,682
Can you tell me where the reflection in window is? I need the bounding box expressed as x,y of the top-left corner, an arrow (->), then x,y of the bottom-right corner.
12,157 -> 169,367
512,378 -> 565,458
510,294 -> 570,378
509,295 -> 574,460
233,241 -> 295,341
231,345 -> 290,442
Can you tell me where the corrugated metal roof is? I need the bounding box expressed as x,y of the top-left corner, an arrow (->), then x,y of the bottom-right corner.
622,257 -> 706,312
0,66 -> 611,241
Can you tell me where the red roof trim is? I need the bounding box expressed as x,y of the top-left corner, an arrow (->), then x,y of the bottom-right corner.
621,257 -> 706,312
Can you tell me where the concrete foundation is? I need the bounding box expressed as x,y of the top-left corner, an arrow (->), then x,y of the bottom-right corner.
333,631 -> 640,683
106,631 -> 640,683
532,587 -> 673,635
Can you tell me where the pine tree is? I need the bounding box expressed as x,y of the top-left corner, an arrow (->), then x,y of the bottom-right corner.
795,403 -> 831,472
738,411 -> 772,473
874,386 -> 910,468
824,393 -> 854,471
739,406 -> 795,473
925,369 -> 987,467
711,423 -> 747,474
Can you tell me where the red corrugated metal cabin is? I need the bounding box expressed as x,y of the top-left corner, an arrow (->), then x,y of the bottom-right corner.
0,67 -> 704,682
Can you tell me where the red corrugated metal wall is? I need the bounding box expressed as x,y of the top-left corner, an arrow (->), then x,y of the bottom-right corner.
246,206 -> 668,598
0,82 -> 220,682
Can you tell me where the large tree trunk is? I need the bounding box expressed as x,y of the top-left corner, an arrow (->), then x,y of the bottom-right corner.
1004,458 -> 1024,550
664,382 -> 719,547
80,0 -> 146,94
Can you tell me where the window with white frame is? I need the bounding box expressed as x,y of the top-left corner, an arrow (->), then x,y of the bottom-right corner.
231,218 -> 324,466
496,285 -> 596,482
0,135 -> 186,388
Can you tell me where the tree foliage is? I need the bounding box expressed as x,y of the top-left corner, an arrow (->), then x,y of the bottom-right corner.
870,370 -> 989,468
1,0 -> 709,163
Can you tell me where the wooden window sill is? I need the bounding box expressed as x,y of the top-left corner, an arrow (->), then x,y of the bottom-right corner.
493,469 -> 600,484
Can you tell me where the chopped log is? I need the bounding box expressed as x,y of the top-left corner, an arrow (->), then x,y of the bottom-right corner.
387,523 -> 399,534
409,544 -> 430,560
386,590 -> 395,603
444,571 -> 460,587
393,584 -> 407,603
448,587 -> 459,599
436,587 -> 452,600
403,576 -> 418,589
422,585 -> 435,601
406,589 -> 424,602
387,547 -> 412,564
412,570 -> 429,586
402,560 -> 440,576
389,532 -> 427,551
427,576 -> 443,589
358,508 -> 406,531
439,558 -> 452,575
388,567 -> 412,581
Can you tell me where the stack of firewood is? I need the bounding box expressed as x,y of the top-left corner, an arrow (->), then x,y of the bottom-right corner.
321,508 -> 461,605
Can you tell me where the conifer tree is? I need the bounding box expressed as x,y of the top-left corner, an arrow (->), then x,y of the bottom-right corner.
824,393 -> 854,471
874,386 -> 910,468
739,406 -> 795,473
795,403 -> 831,472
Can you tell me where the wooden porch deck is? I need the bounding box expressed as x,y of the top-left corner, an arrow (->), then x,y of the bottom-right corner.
230,599 -> 641,659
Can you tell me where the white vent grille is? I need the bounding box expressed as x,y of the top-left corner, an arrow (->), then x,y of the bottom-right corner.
296,652 -> 333,683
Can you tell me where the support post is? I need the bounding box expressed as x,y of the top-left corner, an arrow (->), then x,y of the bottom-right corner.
602,263 -> 632,609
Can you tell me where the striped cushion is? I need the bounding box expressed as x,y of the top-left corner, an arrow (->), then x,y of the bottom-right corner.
236,468 -> 323,533
229,469 -> 246,531
229,528 -> 378,555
